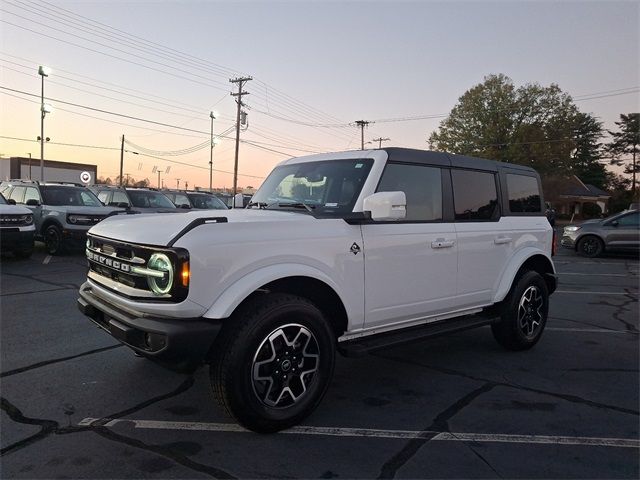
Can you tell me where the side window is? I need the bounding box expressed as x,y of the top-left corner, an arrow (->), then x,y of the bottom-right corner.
617,212 -> 639,227
452,170 -> 499,221
506,174 -> 541,213
24,187 -> 41,204
9,186 -> 26,203
377,163 -> 442,221
97,191 -> 110,204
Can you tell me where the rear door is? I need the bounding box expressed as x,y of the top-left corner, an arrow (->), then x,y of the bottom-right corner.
606,211 -> 640,250
362,162 -> 457,329
452,169 -> 513,307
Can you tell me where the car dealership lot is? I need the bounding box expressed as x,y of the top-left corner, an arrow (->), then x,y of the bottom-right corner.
1,245 -> 638,479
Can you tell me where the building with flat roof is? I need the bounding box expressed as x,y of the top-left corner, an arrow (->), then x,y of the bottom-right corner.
0,157 -> 98,185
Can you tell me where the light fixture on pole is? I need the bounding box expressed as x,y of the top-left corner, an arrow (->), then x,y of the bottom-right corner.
209,111 -> 218,192
38,65 -> 51,182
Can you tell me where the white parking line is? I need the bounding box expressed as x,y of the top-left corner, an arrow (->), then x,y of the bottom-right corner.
555,290 -> 638,296
546,327 -> 634,334
554,261 -> 639,266
77,418 -> 639,449
558,273 -> 632,277
42,255 -> 51,265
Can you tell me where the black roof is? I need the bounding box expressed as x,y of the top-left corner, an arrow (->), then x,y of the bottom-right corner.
381,148 -> 537,174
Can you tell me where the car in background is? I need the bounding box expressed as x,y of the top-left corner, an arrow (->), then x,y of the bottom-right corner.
214,192 -> 252,208
88,185 -> 180,213
561,209 -> 639,257
0,180 -> 122,254
0,192 -> 35,258
163,190 -> 229,210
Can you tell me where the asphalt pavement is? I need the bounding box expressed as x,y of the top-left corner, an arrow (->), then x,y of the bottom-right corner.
0,242 -> 638,479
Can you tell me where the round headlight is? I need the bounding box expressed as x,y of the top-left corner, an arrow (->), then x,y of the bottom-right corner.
147,253 -> 173,295
22,215 -> 33,225
68,215 -> 77,224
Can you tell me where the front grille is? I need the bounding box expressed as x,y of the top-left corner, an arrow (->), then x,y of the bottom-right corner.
85,234 -> 189,302
0,215 -> 31,227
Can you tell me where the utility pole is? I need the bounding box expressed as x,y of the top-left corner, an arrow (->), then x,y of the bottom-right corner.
371,137 -> 390,149
230,76 -> 252,196
119,135 -> 124,186
176,178 -> 180,189
27,153 -> 31,179
355,120 -> 371,150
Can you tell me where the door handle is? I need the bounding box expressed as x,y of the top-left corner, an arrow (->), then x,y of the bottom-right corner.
494,236 -> 512,245
431,239 -> 455,249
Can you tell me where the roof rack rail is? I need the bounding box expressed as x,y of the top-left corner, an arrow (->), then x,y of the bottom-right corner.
41,181 -> 85,187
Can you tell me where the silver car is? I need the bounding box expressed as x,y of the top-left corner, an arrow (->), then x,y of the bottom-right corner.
561,209 -> 639,257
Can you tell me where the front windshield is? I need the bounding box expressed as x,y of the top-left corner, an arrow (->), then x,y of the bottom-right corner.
128,190 -> 176,209
250,158 -> 374,215
40,186 -> 102,206
187,193 -> 228,209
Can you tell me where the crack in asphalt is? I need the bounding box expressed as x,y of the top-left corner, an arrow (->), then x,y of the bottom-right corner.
548,315 -> 639,334
1,378 -> 237,479
587,290 -> 639,333
0,271 -> 80,290
377,382 -> 497,479
1,287 -> 76,297
0,344 -> 124,378
372,353 -> 640,416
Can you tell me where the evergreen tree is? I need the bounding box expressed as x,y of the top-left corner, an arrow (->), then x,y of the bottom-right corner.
607,113 -> 639,196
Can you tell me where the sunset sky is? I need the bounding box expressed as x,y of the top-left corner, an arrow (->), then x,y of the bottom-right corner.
1,0 -> 638,190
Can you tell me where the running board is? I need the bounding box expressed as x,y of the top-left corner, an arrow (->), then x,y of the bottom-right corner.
337,314 -> 497,357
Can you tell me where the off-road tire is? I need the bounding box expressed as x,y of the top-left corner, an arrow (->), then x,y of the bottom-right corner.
209,293 -> 336,433
491,271 -> 549,351
577,235 -> 604,258
44,225 -> 65,255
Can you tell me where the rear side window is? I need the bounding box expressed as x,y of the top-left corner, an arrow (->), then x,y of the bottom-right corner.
452,170 -> 499,221
507,174 -> 541,213
377,163 -> 443,221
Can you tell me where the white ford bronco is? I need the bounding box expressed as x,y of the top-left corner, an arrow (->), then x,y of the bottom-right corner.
78,148 -> 557,432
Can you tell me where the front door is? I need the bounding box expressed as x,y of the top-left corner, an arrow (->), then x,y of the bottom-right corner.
362,163 -> 457,329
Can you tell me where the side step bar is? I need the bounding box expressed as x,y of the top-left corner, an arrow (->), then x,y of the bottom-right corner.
337,314 -> 497,357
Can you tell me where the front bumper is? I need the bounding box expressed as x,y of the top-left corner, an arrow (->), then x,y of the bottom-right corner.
0,227 -> 35,251
77,282 -> 222,372
561,231 -> 579,249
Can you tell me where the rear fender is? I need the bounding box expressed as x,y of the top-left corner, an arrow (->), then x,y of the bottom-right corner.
493,248 -> 555,303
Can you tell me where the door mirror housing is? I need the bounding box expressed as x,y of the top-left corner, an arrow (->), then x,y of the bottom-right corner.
25,199 -> 40,206
233,193 -> 245,209
363,191 -> 406,221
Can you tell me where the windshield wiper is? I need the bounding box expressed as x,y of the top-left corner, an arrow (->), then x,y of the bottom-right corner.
277,202 -> 315,213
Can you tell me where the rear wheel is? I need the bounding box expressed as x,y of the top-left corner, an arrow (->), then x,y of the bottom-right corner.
577,235 -> 603,258
492,271 -> 549,351
209,293 -> 335,433
44,225 -> 65,255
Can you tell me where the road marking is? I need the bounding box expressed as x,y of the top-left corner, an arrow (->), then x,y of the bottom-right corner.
42,255 -> 51,265
555,290 -> 638,296
558,272 -> 632,277
546,327 -> 635,335
554,261 -> 639,266
77,418 -> 639,449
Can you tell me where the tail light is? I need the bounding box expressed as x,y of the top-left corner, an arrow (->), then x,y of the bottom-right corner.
551,229 -> 557,256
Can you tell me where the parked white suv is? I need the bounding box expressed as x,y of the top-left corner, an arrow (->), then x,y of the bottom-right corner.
78,148 -> 556,432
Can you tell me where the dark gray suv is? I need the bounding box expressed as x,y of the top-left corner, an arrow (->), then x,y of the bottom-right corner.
561,209 -> 639,257
89,186 -> 180,214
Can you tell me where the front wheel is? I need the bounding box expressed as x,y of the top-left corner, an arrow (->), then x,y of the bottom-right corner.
209,293 -> 336,433
577,235 -> 603,258
44,225 -> 65,255
491,271 -> 549,351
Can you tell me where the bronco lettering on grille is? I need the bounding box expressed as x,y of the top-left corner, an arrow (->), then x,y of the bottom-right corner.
86,250 -> 133,273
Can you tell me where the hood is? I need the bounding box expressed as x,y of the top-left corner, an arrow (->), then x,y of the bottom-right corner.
129,207 -> 183,214
88,208 -> 316,246
0,204 -> 32,215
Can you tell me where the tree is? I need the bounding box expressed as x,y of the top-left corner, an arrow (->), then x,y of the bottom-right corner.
428,74 -> 598,178
606,113 -> 639,197
571,112 -> 608,190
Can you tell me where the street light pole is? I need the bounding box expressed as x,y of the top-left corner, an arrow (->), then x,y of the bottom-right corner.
27,153 -> 31,179
209,111 -> 216,192
38,66 -> 50,182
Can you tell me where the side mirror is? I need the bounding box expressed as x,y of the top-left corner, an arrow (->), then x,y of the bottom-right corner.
233,193 -> 244,208
7,198 -> 16,205
25,199 -> 40,206
116,202 -> 130,209
180,204 -> 191,209
363,191 -> 406,221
